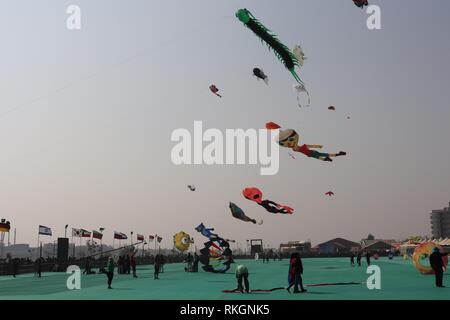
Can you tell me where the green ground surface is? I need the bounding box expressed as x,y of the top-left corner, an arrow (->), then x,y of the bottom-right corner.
0,257 -> 449,300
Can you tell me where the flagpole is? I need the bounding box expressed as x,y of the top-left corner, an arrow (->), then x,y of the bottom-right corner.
36,228 -> 40,260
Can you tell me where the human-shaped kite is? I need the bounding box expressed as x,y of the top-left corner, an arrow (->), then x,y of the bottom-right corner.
242,187 -> 294,214
209,84 -> 222,98
229,202 -> 263,225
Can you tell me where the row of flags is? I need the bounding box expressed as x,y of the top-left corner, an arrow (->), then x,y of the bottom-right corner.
37,225 -> 162,243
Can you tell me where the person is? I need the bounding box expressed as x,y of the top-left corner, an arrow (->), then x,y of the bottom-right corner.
125,255 -> 131,274
186,253 -> 193,272
117,256 -> 124,274
350,252 -> 355,267
356,252 -> 362,267
235,264 -> 250,293
106,257 -> 115,289
130,255 -> 137,278
35,258 -> 42,278
192,253 -> 199,272
154,254 -> 161,279
429,247 -> 449,288
83,257 -> 91,275
160,255 -> 165,273
12,258 -> 19,278
286,252 -> 306,293
365,252 -> 371,266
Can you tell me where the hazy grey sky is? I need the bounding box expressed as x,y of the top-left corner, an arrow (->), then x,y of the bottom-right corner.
1,0 -> 450,249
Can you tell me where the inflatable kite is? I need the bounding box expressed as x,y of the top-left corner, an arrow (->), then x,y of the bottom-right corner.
195,224 -> 234,273
242,187 -> 294,214
353,0 -> 369,8
265,122 -> 281,130
236,8 -> 304,85
253,68 -> 269,85
187,185 -> 196,191
325,191 -> 334,197
293,83 -> 310,108
412,242 -> 448,274
229,202 -> 263,225
209,84 -> 222,98
173,231 -> 193,252
278,128 -> 346,162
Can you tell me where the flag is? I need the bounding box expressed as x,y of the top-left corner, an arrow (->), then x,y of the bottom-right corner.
80,229 -> 91,238
157,236 -> 162,243
0,220 -> 11,233
149,235 -> 155,241
39,225 -> 52,236
114,231 -> 127,240
72,228 -> 81,237
92,230 -> 103,240
137,234 -> 144,241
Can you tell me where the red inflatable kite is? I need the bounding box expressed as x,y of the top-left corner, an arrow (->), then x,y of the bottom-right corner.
243,187 -> 294,214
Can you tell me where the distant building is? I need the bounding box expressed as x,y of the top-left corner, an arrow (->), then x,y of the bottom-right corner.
316,238 -> 360,254
360,239 -> 396,253
430,202 -> 450,239
279,241 -> 311,254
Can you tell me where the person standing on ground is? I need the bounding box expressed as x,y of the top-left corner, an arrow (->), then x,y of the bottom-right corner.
130,255 -> 137,278
357,251 -> 362,267
429,247 -> 449,288
365,251 -> 371,266
286,252 -> 307,293
235,264 -> 250,293
106,257 -> 115,289
154,254 -> 161,279
350,252 -> 355,267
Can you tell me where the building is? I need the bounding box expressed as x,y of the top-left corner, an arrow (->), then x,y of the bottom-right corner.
316,238 -> 360,254
279,241 -> 311,254
360,240 -> 396,253
430,202 -> 450,239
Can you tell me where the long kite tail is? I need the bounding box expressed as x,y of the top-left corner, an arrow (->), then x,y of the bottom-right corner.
296,87 -> 311,108
290,69 -> 304,86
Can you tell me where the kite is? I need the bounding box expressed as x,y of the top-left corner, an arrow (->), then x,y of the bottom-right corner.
293,83 -> 311,108
278,128 -> 346,162
325,191 -> 334,197
223,282 -> 363,293
209,84 -> 222,98
195,223 -> 219,240
187,185 -> 196,191
229,202 -> 263,225
353,0 -> 369,8
328,106 -> 336,111
253,68 -> 269,85
265,122 -> 281,130
195,224 -> 234,273
236,8 -> 304,85
173,231 -> 193,252
242,187 -> 294,214
412,242 -> 448,274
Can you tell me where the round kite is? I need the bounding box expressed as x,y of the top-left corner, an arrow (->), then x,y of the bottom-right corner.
173,231 -> 193,252
412,242 -> 448,274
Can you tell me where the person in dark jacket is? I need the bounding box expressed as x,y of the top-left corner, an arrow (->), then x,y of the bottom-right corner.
130,255 -> 137,278
154,254 -> 161,279
356,252 -> 362,267
350,252 -> 355,267
192,253 -> 199,272
429,247 -> 449,287
286,252 -> 306,293
106,257 -> 115,289
365,251 -> 371,266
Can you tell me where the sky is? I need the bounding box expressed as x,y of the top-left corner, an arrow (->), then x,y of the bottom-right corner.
1,0 -> 450,249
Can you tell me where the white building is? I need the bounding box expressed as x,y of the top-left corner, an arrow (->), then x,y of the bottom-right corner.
430,202 -> 450,239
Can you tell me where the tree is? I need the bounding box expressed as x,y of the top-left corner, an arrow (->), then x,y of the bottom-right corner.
367,234 -> 375,240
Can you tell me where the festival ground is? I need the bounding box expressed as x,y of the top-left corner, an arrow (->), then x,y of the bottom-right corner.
0,257 -> 448,300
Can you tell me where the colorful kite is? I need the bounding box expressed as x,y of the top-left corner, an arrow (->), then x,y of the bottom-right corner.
242,187 -> 294,214
278,128 -> 346,162
236,8 -> 304,85
229,202 -> 263,225
253,68 -> 269,85
173,231 -> 193,252
209,84 -> 222,98
195,224 -> 234,273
